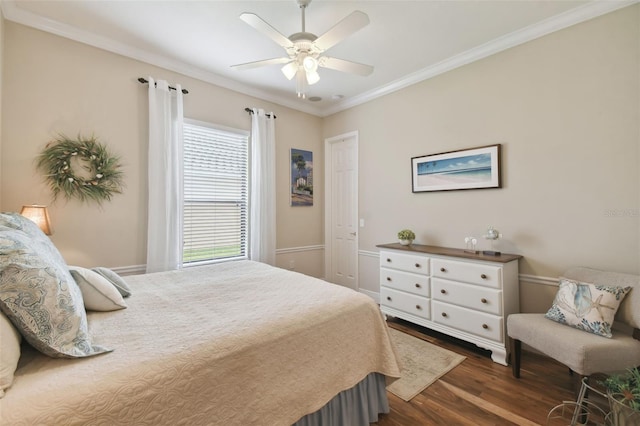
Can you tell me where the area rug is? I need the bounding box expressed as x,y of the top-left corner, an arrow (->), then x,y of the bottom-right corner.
386,327 -> 466,401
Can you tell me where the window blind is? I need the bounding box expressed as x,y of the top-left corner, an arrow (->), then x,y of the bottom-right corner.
183,121 -> 249,264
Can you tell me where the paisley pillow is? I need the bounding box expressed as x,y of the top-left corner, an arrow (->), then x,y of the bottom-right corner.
0,212 -> 111,358
545,278 -> 631,338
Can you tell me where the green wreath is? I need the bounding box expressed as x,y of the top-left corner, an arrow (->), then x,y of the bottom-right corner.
37,135 -> 124,204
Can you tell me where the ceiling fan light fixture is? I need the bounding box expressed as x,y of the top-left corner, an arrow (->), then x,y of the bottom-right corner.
306,70 -> 320,85
234,0 -> 373,98
302,55 -> 318,73
281,62 -> 298,80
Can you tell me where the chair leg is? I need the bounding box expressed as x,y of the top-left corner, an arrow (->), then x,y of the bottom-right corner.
510,338 -> 521,378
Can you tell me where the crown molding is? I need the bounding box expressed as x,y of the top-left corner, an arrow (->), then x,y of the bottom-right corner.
322,0 -> 638,116
0,0 -> 322,116
2,0 -> 637,118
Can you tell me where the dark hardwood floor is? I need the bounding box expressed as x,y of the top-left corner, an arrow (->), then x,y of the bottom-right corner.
374,318 -> 577,426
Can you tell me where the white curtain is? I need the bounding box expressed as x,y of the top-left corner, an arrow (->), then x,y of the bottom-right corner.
249,108 -> 276,265
146,77 -> 184,273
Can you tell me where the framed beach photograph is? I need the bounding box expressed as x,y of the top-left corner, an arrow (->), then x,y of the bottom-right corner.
411,144 -> 501,193
290,148 -> 313,206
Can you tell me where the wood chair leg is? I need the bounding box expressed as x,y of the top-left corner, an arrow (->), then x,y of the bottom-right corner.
510,338 -> 521,378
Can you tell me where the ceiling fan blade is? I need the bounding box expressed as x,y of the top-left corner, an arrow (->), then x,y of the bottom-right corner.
240,13 -> 294,49
318,57 -> 373,76
313,11 -> 369,52
231,57 -> 292,71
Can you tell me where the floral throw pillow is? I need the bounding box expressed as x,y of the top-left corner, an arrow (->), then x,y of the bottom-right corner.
545,278 -> 631,338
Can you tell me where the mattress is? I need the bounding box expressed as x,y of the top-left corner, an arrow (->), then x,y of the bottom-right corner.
0,260 -> 400,425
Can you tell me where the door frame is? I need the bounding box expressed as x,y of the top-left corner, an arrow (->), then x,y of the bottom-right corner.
324,130 -> 359,287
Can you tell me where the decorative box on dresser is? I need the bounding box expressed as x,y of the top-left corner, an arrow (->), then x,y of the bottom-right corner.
377,243 -> 522,366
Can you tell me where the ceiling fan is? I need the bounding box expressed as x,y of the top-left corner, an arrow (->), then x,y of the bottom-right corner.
231,0 -> 373,99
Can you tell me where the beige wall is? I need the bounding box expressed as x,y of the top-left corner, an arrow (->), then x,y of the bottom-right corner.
1,22 -> 324,275
0,10 -> 3,208
1,7 -> 638,312
323,6 -> 640,308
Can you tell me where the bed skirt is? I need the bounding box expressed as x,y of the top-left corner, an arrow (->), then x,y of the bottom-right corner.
293,373 -> 389,426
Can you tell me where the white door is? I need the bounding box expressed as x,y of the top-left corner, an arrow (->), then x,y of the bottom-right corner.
324,132 -> 358,290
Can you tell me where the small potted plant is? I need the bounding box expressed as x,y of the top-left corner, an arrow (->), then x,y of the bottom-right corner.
397,229 -> 415,246
602,367 -> 640,425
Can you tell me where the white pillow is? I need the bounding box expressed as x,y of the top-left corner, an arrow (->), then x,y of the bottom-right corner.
0,312 -> 22,398
69,266 -> 127,312
92,267 -> 132,298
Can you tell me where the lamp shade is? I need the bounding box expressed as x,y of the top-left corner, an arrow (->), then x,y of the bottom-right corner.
20,205 -> 52,235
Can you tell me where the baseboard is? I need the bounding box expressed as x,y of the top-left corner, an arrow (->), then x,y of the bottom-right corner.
111,264 -> 146,276
359,288 -> 379,303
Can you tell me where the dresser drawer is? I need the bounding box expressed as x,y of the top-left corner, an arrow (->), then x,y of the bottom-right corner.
432,258 -> 502,288
380,268 -> 429,297
380,250 -> 429,275
381,287 -> 430,320
432,278 -> 502,315
432,301 -> 503,343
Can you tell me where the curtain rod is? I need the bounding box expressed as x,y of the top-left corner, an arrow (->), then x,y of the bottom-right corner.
245,107 -> 276,119
138,77 -> 189,94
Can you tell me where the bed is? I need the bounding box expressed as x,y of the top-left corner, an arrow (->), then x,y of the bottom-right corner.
0,213 -> 401,425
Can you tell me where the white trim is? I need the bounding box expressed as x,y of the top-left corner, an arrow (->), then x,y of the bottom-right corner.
111,264 -> 146,276
0,0 -> 320,117
184,118 -> 249,137
519,273 -> 559,287
359,288 -> 380,304
275,245 -> 324,254
2,0 -> 636,117
322,0 -> 638,116
358,250 -> 379,258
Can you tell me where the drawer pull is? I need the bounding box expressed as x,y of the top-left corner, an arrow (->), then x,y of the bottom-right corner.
440,267 -> 447,273
415,283 -> 421,288
415,305 -> 422,310
440,289 -> 447,294
481,298 -> 487,304
386,277 -> 392,281
482,324 -> 489,329
386,296 -> 392,301
441,312 -> 448,317
481,274 -> 488,279
386,258 -> 392,263
415,263 -> 421,268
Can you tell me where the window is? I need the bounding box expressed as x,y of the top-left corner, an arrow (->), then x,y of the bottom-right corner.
183,120 -> 249,265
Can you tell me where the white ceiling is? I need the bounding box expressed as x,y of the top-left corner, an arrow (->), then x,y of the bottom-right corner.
2,0 -> 635,116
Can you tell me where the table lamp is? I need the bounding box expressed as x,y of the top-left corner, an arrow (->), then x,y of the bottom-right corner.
20,205 -> 52,235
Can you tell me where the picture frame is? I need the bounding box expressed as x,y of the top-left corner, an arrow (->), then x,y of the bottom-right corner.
290,148 -> 313,206
411,144 -> 501,193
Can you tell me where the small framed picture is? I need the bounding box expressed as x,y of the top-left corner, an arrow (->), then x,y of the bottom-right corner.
411,144 -> 501,193
290,148 -> 313,206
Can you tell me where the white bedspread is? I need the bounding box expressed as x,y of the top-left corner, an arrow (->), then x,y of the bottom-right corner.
0,260 -> 400,425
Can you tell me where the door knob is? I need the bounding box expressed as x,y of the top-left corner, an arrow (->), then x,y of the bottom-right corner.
350,232 -> 357,236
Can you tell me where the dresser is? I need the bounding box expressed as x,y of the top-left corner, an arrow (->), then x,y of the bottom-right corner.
377,243 -> 522,365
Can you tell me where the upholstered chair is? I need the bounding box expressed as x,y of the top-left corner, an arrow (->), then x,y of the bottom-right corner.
507,267 -> 640,396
